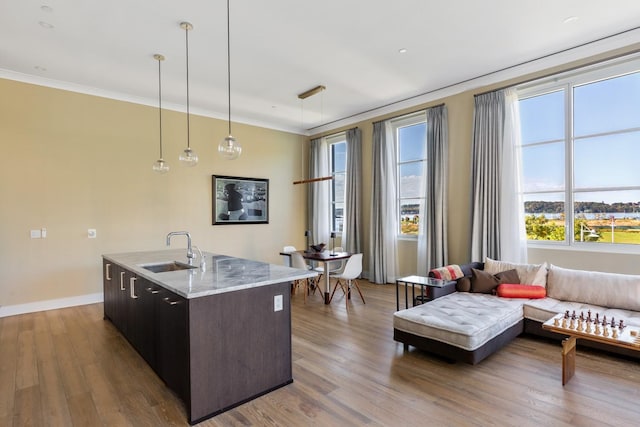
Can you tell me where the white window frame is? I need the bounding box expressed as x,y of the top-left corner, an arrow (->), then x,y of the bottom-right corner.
390,112 -> 427,239
517,54 -> 640,253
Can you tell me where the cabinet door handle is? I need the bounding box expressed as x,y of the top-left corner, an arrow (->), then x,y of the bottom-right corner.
120,272 -> 126,291
105,263 -> 112,281
146,287 -> 159,294
130,277 -> 138,299
163,297 -> 178,306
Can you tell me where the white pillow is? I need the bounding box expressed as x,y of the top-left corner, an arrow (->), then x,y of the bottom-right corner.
484,257 -> 548,287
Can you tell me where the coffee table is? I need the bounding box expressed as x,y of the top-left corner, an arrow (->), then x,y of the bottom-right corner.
542,312 -> 640,385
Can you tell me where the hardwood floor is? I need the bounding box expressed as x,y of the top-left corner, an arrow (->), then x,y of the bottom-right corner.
2,281 -> 640,426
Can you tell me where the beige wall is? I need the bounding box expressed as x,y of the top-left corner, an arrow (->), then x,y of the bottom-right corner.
0,79 -> 307,308
312,44 -> 640,279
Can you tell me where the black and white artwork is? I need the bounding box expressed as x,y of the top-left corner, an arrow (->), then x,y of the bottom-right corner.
212,175 -> 269,225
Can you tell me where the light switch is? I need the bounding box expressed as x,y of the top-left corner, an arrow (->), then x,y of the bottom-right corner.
88,229 -> 97,239
41,228 -> 47,238
274,294 -> 283,312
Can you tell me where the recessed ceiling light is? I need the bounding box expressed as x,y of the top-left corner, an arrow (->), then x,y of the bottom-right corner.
41,5 -> 53,13
398,48 -> 408,54
563,16 -> 579,24
38,21 -> 54,29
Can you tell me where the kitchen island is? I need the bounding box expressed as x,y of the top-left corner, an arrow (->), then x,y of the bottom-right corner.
102,249 -> 317,424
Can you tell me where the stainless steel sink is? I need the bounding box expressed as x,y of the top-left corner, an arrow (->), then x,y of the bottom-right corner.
141,261 -> 197,273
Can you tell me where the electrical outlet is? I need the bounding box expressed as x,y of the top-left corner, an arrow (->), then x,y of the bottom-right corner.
30,229 -> 42,239
274,294 -> 283,312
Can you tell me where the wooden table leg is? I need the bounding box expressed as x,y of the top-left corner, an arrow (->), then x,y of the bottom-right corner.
562,336 -> 576,385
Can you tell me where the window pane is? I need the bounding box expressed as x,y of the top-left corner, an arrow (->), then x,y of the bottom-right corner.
333,202 -> 344,232
521,143 -> 565,192
332,172 -> 345,204
574,131 -> 640,189
574,191 -> 640,245
331,141 -> 346,173
519,90 -> 565,145
574,72 -> 640,137
524,193 -> 566,242
398,123 -> 426,162
399,198 -> 421,235
399,162 -> 423,198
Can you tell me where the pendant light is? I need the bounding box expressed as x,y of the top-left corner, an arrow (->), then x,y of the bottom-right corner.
218,0 -> 242,160
152,54 -> 170,174
179,22 -> 198,166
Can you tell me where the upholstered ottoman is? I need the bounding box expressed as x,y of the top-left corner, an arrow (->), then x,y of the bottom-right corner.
393,292 -> 525,364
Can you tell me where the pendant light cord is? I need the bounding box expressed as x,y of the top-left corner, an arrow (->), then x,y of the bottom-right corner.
185,26 -> 191,149
227,0 -> 231,136
158,57 -> 163,159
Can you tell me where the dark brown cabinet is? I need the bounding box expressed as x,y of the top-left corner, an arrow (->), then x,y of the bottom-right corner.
103,257 -> 292,424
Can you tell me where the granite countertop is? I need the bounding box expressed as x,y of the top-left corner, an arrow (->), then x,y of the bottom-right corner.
103,249 -> 317,299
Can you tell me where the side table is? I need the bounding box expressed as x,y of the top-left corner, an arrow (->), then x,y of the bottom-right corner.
395,275 -> 456,311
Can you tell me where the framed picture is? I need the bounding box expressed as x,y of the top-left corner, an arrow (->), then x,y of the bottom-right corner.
212,175 -> 269,225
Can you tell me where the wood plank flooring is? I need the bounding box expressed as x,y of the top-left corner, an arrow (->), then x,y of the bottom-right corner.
2,281 -> 640,426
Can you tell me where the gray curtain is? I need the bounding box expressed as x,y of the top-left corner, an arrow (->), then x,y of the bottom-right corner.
308,137 -> 330,244
417,105 -> 448,275
369,121 -> 397,284
470,91 -> 505,261
343,127 -> 362,254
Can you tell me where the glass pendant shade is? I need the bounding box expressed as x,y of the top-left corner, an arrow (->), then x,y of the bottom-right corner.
153,158 -> 170,174
218,135 -> 242,160
179,147 -> 198,166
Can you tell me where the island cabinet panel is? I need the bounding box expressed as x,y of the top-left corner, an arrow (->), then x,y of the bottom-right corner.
155,287 -> 189,405
187,281 -> 292,423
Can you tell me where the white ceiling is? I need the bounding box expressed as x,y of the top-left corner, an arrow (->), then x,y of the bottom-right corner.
1,1 -> 639,135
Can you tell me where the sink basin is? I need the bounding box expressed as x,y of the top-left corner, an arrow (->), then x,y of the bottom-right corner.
141,261 -> 197,273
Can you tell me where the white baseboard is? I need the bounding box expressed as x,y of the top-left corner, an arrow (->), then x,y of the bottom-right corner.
0,292 -> 104,318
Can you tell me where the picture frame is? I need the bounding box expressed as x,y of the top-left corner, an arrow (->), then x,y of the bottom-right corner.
212,175 -> 269,225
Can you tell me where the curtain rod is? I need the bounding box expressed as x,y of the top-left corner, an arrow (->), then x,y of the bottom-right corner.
474,44 -> 640,98
372,103 -> 445,125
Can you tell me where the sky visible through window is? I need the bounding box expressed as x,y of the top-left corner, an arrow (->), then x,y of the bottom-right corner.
520,72 -> 640,205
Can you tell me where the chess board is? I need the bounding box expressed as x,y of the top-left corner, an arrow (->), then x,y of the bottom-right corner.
543,310 -> 640,351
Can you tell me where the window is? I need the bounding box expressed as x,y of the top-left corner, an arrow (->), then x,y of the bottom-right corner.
518,57 -> 640,247
327,134 -> 346,233
391,113 -> 427,236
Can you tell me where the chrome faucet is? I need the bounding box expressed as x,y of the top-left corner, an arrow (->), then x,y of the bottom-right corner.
166,231 -> 194,265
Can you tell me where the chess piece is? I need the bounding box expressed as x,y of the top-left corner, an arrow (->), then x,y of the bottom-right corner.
613,329 -> 619,339
565,310 -> 570,319
553,317 -> 560,327
595,324 -> 601,335
569,318 -> 575,330
578,319 -> 584,331
595,313 -> 600,324
562,318 -> 567,328
603,327 -> 609,338
603,315 -> 607,325
587,310 -> 592,322
579,311 -> 584,321
586,322 -> 592,334
619,319 -> 625,330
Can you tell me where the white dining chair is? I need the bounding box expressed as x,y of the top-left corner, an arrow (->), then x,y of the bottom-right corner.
290,251 -> 313,303
311,246 -> 344,296
329,253 -> 364,311
282,245 -> 296,267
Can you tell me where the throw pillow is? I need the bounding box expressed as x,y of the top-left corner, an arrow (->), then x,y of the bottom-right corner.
429,264 -> 464,281
456,276 -> 471,292
484,257 -> 548,287
497,284 -> 546,299
470,268 -> 520,294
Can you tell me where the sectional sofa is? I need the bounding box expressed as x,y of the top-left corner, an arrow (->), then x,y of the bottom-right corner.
393,258 -> 640,364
